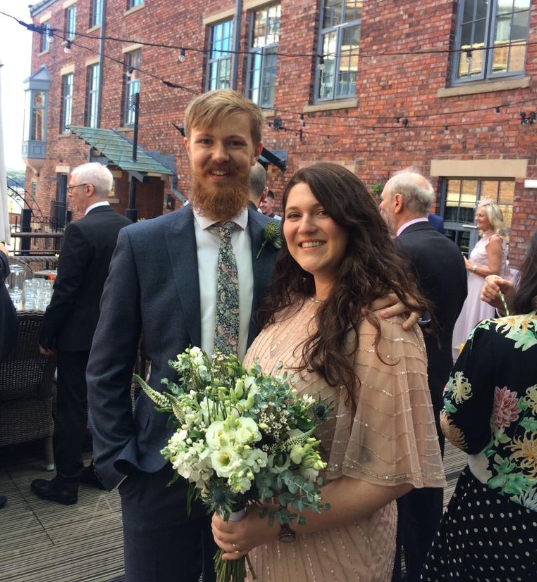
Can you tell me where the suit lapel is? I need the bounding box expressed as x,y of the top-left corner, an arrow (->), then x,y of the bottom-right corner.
164,208 -> 202,348
247,209 -> 277,346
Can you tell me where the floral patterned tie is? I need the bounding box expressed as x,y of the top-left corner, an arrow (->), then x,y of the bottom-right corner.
214,221 -> 239,355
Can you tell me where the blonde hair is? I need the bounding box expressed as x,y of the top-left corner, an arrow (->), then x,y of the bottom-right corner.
479,201 -> 507,236
184,89 -> 263,145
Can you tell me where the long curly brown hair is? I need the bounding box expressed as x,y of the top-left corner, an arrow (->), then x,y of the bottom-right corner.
257,163 -> 429,404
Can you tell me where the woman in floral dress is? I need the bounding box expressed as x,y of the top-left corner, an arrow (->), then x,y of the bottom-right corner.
212,163 -> 446,581
422,230 -> 537,581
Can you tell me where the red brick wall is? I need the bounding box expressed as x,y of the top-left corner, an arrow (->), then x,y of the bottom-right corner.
27,0 -> 537,266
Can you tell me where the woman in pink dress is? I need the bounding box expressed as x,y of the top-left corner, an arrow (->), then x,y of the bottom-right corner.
452,200 -> 507,360
211,163 -> 446,582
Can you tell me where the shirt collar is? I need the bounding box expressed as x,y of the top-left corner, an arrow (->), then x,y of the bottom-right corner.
396,217 -> 429,237
193,207 -> 249,231
85,200 -> 110,216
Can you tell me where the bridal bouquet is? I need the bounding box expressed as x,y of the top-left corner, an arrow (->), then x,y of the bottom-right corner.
134,347 -> 331,582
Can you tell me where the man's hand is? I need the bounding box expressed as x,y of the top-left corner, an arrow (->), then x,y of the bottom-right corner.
481,275 -> 514,315
368,292 -> 422,330
39,344 -> 55,357
0,243 -> 8,257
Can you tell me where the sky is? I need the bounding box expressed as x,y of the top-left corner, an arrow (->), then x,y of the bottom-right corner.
0,0 -> 34,170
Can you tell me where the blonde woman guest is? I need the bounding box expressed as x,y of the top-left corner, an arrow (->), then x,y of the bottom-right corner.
452,200 -> 507,359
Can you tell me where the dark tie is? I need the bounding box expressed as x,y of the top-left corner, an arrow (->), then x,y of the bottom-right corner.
214,221 -> 240,355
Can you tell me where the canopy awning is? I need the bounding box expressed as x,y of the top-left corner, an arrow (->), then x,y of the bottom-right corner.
68,126 -> 173,177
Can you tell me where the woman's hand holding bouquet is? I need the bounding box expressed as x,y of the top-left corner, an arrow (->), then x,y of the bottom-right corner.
134,347 -> 331,582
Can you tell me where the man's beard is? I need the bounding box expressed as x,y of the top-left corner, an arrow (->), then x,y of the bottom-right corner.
190,166 -> 250,222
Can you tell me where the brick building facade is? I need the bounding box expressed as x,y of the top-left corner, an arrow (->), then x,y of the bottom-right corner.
23,0 -> 537,266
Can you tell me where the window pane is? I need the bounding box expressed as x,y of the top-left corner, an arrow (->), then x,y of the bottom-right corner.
318,31 -> 337,99
497,0 -> 514,14
492,7 -> 529,74
337,25 -> 360,98
344,0 -> 363,23
323,0 -> 343,28
249,7 -> 280,106
481,180 -> 500,201
260,47 -> 278,108
499,181 -> 515,204
515,0 -> 531,9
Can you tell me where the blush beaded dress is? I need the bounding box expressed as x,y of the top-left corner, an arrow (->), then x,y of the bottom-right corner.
243,298 -> 446,582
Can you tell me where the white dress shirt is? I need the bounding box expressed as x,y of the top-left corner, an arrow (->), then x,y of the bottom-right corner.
85,200 -> 111,215
193,208 -> 253,360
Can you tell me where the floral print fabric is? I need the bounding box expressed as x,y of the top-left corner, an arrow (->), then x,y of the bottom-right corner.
441,312 -> 537,511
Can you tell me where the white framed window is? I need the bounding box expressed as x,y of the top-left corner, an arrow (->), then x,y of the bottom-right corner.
90,0 -> 103,28
127,0 -> 144,9
86,64 -> 100,128
206,20 -> 233,91
65,5 -> 77,40
247,4 -> 280,108
60,73 -> 73,133
315,0 -> 362,102
453,0 -> 530,84
124,50 -> 141,126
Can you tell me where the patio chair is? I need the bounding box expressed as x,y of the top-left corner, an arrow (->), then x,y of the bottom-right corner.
0,311 -> 57,470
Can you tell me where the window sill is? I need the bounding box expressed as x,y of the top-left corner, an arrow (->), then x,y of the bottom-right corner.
261,109 -> 276,118
57,133 -> 72,138
303,98 -> 358,114
87,24 -> 102,34
437,77 -> 530,98
116,126 -> 134,132
38,49 -> 50,57
124,3 -> 145,17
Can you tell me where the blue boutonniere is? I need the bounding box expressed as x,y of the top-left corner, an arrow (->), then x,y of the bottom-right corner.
257,220 -> 282,259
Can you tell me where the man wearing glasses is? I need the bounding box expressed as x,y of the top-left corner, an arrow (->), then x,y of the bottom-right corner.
31,163 -> 131,505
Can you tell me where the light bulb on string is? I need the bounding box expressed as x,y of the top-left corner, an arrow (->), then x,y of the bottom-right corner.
317,55 -> 325,71
64,41 -> 72,54
178,47 -> 186,63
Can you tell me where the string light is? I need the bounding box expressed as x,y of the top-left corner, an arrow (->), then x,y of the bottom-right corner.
178,47 -> 186,62
64,41 -> 71,53
317,55 -> 325,71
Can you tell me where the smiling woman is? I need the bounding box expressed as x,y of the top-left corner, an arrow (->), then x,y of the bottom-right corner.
211,162 -> 446,582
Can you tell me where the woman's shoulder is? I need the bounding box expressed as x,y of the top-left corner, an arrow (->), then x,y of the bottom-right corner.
358,314 -> 426,360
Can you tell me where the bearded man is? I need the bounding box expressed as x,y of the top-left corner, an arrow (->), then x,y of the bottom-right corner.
86,90 -> 278,582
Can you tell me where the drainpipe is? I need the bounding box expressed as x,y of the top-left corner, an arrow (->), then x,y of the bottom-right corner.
96,0 -> 107,127
231,0 -> 242,90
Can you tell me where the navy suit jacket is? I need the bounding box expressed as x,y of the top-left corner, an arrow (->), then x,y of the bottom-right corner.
396,221 -> 467,414
87,206 -> 278,490
0,253 -> 17,361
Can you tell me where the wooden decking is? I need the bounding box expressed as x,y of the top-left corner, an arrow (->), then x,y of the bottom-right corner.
0,442 -> 467,582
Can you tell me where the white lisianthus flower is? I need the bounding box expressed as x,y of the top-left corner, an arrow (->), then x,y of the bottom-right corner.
211,447 -> 240,478
302,394 -> 315,406
235,417 -> 261,444
206,421 -> 226,449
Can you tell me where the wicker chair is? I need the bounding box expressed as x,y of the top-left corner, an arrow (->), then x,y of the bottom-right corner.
0,311 -> 57,470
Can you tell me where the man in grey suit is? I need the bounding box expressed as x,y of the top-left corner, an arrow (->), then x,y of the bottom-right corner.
86,90 -> 279,582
